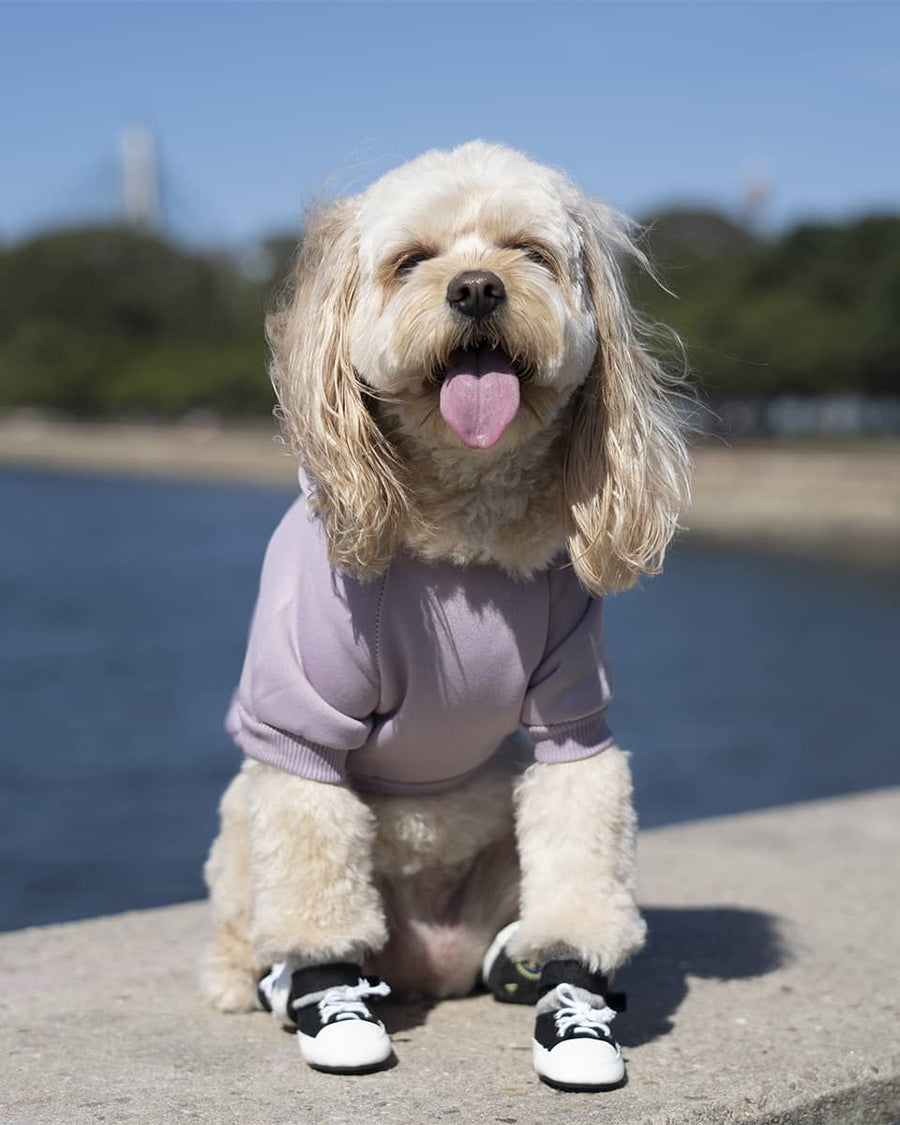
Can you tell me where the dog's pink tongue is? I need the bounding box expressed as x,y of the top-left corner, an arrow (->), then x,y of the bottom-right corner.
439,349 -> 520,450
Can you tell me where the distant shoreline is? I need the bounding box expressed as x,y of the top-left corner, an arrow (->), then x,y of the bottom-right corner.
2,414 -> 898,569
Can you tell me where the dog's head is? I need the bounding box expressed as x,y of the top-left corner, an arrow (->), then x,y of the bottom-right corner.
270,141 -> 688,593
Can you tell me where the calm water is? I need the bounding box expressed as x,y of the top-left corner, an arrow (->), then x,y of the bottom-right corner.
1,468 -> 898,932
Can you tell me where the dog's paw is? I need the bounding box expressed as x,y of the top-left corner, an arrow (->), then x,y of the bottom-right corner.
203,969 -> 260,1014
592,895 -> 647,968
510,893 -> 648,975
201,943 -> 261,1014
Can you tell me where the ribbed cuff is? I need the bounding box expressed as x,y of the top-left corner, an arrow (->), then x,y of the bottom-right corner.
527,711 -> 613,765
231,709 -> 350,783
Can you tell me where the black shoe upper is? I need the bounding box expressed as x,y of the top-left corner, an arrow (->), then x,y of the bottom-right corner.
484,946 -> 543,1005
287,963 -> 387,1038
289,962 -> 366,1004
258,961 -> 388,1033
533,1006 -> 618,1050
538,959 -> 626,1005
533,959 -> 627,1051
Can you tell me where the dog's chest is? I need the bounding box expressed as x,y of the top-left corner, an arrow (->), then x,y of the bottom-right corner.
347,556 -> 551,790
404,475 -> 566,577
379,555 -> 548,713
456,486 -> 529,541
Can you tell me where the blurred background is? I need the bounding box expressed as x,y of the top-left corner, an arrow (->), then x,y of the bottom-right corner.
1,2 -> 897,932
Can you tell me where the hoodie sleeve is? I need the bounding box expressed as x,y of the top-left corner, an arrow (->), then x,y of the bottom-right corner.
226,497 -> 382,783
521,564 -> 614,764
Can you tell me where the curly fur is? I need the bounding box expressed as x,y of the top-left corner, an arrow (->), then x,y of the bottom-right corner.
268,140 -> 689,590
510,747 -> 647,974
203,141 -> 689,1009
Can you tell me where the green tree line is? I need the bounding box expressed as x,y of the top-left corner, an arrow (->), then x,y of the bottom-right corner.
635,209 -> 900,398
0,211 -> 897,417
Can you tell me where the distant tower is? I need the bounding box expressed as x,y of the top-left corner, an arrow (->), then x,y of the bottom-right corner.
119,124 -> 161,231
740,162 -> 772,231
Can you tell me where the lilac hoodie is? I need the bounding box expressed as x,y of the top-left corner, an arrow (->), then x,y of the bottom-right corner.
226,483 -> 614,795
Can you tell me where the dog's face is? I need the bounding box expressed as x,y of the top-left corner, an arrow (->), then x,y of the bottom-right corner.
270,141 -> 688,592
348,143 -> 598,453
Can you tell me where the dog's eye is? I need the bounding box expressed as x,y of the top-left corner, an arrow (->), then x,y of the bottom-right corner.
394,251 -> 432,278
512,244 -> 556,273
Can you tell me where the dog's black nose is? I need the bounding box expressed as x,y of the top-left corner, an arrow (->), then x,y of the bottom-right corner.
446,270 -> 506,320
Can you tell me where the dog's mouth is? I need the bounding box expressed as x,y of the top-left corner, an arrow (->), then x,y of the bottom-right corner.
437,346 -> 520,450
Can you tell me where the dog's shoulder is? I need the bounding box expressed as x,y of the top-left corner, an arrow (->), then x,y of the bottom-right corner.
254,494 -> 386,659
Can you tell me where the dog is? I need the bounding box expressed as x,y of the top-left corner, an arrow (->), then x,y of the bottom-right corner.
202,140 -> 689,1090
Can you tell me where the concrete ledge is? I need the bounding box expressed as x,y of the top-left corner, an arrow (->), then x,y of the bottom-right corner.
2,789 -> 898,1124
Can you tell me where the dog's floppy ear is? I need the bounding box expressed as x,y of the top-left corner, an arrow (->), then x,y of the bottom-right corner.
268,199 -> 408,579
564,201 -> 690,595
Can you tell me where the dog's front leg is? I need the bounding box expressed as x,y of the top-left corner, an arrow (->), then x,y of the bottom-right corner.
246,760 -> 388,967
509,745 -> 646,974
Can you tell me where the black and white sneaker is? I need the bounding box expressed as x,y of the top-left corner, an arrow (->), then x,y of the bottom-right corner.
257,961 -> 392,1073
532,960 -> 626,1091
257,961 -> 293,1019
481,921 -> 542,1005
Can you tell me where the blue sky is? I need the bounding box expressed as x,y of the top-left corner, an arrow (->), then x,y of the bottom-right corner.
2,1 -> 897,245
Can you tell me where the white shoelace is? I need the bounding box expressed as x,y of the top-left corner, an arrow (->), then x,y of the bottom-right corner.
552,983 -> 618,1039
296,978 -> 392,1024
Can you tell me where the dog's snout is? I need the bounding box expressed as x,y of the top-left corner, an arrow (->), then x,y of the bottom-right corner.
446,270 -> 506,321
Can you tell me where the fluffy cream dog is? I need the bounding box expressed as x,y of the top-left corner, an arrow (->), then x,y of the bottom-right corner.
203,141 -> 689,1089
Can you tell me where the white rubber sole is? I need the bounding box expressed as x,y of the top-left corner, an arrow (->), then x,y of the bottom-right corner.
257,962 -> 291,1019
532,1038 -> 625,1090
481,920 -> 520,983
298,1021 -> 392,1074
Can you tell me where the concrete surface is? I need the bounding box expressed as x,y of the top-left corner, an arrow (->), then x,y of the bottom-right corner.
1,788 -> 898,1125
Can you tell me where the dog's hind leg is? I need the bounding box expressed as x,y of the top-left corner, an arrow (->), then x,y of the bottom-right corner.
201,766 -> 264,1012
